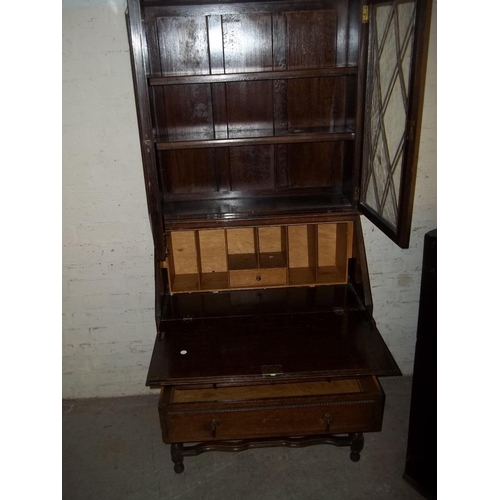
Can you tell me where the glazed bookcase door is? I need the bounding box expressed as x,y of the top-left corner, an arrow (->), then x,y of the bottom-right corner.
359,0 -> 432,248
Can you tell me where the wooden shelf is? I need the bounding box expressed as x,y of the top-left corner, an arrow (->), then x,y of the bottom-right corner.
148,67 -> 358,86
163,193 -> 353,225
155,126 -> 355,151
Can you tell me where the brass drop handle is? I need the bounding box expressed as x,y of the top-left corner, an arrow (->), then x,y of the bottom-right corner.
323,413 -> 333,432
210,419 -> 220,438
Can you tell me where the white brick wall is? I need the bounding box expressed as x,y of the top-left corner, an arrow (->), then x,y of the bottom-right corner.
63,0 -> 155,398
62,0 -> 437,398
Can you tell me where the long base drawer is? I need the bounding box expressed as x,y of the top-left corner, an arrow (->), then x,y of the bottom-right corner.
158,377 -> 385,443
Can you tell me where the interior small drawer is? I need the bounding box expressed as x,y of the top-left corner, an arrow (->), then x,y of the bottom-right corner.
158,377 -> 385,443
229,268 -> 287,288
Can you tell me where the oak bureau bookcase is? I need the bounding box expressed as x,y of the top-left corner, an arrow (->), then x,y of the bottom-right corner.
125,0 -> 432,473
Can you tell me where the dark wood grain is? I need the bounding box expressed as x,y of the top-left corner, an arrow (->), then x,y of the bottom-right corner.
351,0 -> 369,207
159,375 -> 383,441
163,208 -> 358,231
229,145 -> 275,190
156,128 -> 355,150
332,141 -> 344,190
341,139 -> 355,202
226,81 -> 274,138
272,12 -> 287,70
157,15 -> 210,76
144,9 -> 161,76
163,186 -> 348,204
207,14 -> 224,74
167,432 -> 368,473
287,142 -> 334,188
335,0 -> 348,66
210,82 -> 228,139
162,193 -> 353,226
287,9 -> 337,69
144,0 -> 345,17
347,0 -> 361,66
175,435 -> 356,452
350,215 -> 373,316
222,13 -> 273,73
159,149 -> 218,194
147,309 -> 401,386
215,148 -> 231,191
164,393 -> 381,442
154,247 -> 165,324
287,78 -> 337,131
163,84 -> 214,141
274,144 -> 288,188
148,67 -> 358,86
126,0 -> 164,257
161,283 -> 365,322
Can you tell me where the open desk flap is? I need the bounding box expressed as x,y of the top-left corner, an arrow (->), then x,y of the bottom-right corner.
147,307 -> 401,386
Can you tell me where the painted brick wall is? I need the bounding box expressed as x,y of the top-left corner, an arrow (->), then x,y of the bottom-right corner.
62,0 -> 437,398
63,0 -> 156,398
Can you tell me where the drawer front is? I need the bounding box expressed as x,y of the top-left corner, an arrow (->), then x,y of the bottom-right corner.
229,268 -> 287,288
163,398 -> 383,443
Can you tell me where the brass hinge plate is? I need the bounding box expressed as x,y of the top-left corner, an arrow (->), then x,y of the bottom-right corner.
261,365 -> 284,377
160,260 -> 169,269
362,5 -> 369,23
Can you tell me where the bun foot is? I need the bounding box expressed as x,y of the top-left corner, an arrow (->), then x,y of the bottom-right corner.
171,443 -> 185,474
349,433 -> 364,463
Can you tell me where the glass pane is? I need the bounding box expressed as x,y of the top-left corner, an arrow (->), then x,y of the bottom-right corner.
362,0 -> 416,230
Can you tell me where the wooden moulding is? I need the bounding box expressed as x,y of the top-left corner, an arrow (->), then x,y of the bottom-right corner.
148,68 -> 359,86
171,379 -> 362,404
166,221 -> 354,293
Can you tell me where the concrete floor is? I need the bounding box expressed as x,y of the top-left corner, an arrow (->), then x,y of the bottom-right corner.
63,377 -> 423,500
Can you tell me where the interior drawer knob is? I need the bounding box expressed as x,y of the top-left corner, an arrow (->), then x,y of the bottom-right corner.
209,419 -> 220,438
255,275 -> 261,281
323,413 -> 333,432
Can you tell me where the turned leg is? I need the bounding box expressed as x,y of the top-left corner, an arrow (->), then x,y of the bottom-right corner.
171,443 -> 185,474
349,433 -> 364,462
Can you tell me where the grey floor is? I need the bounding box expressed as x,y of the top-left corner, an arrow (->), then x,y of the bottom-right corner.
63,377 -> 423,500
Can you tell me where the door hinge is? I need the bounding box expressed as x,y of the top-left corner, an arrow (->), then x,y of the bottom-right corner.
160,260 -> 169,269
354,186 -> 360,202
362,5 -> 369,23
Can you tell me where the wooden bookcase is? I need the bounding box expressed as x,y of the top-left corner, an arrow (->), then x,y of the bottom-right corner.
126,0 -> 432,473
